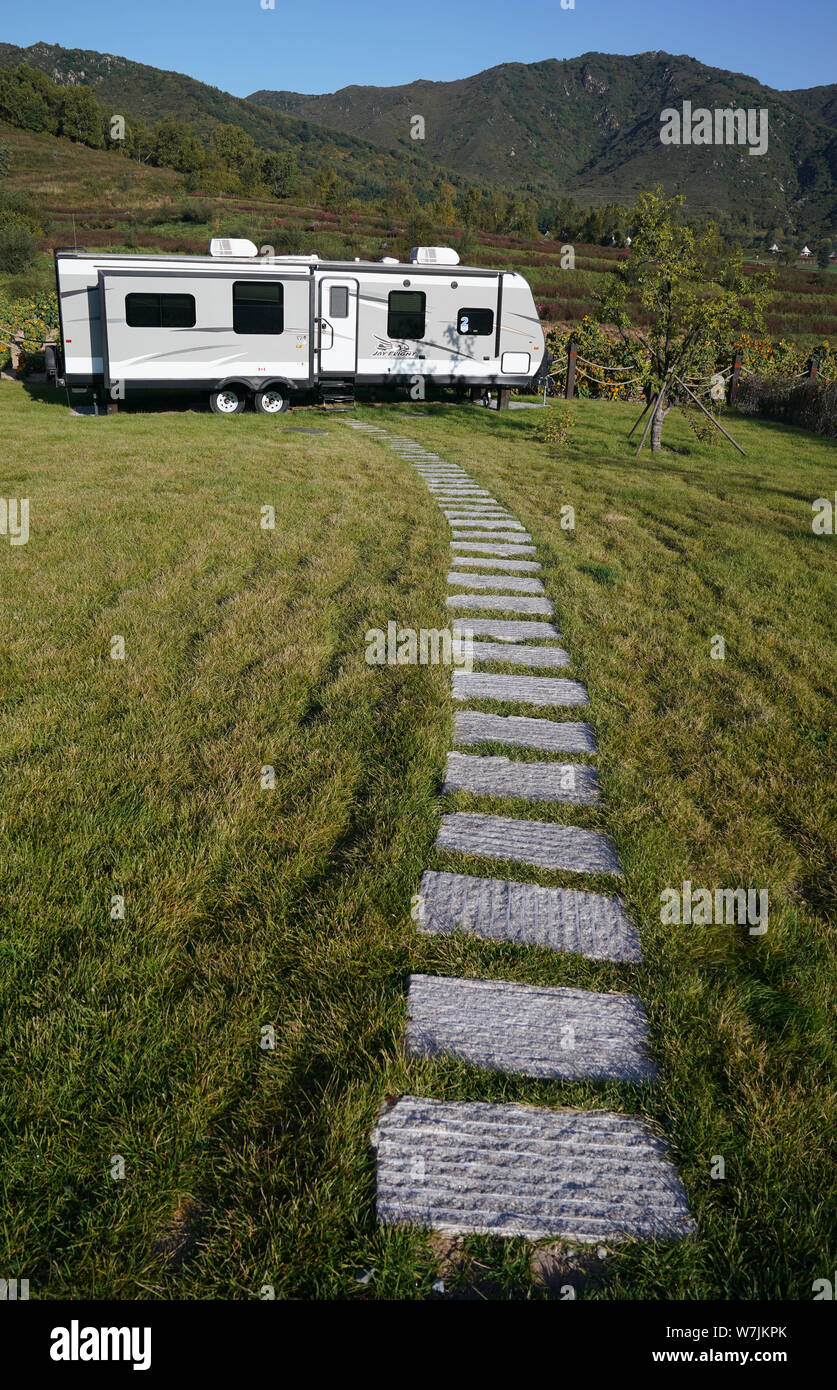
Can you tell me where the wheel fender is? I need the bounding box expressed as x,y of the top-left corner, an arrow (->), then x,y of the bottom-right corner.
254,379 -> 294,395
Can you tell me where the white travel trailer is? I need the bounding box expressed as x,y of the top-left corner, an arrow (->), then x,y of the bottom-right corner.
50,240 -> 545,412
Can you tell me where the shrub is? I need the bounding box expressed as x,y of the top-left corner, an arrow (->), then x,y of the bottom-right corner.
0,218 -> 38,274
533,407 -> 575,444
0,290 -> 59,370
735,374 -> 837,437
179,200 -> 207,224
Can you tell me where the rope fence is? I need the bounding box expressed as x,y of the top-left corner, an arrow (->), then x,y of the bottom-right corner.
544,338 -> 827,405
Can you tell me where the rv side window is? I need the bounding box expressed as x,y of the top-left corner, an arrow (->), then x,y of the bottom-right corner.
329,286 -> 349,318
457,308 -> 494,336
387,291 -> 426,340
233,281 -> 284,335
126,293 -> 196,328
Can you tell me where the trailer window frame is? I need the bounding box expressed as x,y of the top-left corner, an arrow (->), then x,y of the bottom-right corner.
456,307 -> 494,337
232,280 -> 285,336
125,292 -> 196,329
387,290 -> 426,340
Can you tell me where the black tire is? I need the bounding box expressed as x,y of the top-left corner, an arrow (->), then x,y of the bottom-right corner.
253,385 -> 289,415
209,386 -> 247,415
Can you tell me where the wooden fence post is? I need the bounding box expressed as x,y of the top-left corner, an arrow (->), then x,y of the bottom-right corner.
808,357 -> 819,380
565,338 -> 577,400
728,353 -> 742,405
9,332 -> 25,376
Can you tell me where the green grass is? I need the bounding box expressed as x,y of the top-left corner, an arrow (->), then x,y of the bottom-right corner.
1,383 -> 835,1299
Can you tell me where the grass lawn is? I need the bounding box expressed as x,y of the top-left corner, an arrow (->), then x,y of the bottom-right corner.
1,382 -> 835,1299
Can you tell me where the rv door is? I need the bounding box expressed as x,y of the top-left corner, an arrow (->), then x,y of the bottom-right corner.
318,278 -> 358,375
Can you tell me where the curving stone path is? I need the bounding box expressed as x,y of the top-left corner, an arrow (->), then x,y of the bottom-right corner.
346,417 -> 694,1248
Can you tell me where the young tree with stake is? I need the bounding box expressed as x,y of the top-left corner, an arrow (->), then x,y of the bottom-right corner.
599,187 -> 772,451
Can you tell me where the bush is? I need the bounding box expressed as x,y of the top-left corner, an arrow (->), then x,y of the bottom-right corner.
0,290 -> 59,370
533,407 -> 575,444
179,200 -> 207,224
735,374 -> 837,437
0,219 -> 38,274
546,316 -> 648,400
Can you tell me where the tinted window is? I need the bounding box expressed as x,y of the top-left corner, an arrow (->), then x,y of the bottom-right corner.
387,290 -> 425,340
233,281 -> 284,335
457,307 -> 494,336
329,285 -> 349,318
126,293 -> 195,328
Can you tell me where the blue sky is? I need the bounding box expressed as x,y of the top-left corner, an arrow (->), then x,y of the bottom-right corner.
3,0 -> 834,95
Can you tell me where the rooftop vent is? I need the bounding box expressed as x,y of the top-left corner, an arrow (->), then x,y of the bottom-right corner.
209,238 -> 259,258
410,246 -> 460,266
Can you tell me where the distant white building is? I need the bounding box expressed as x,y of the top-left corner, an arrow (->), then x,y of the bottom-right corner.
769,243 -> 780,253
800,245 -> 812,257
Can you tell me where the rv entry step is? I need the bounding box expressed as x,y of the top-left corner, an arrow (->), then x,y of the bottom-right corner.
318,378 -> 356,407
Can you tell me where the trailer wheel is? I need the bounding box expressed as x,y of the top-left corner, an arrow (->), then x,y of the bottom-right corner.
253,386 -> 289,414
210,387 -> 247,415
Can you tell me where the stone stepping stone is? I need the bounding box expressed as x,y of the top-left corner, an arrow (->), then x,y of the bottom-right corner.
452,618 -> 561,640
442,517 -> 522,525
447,572 -> 544,594
452,557 -> 542,573
416,870 -> 639,961
435,812 -> 622,874
372,1097 -> 695,1242
454,710 -> 597,753
444,752 -> 598,805
451,531 -> 533,544
468,640 -> 570,668
452,671 -> 586,704
447,594 -> 553,616
405,975 -> 655,1081
450,541 -> 536,557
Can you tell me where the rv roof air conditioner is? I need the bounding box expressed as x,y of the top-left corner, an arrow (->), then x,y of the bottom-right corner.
410,246 -> 460,266
209,238 -> 259,258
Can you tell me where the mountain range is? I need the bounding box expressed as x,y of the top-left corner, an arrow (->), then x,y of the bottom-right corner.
1,41 -> 834,235
252,52 -> 837,232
